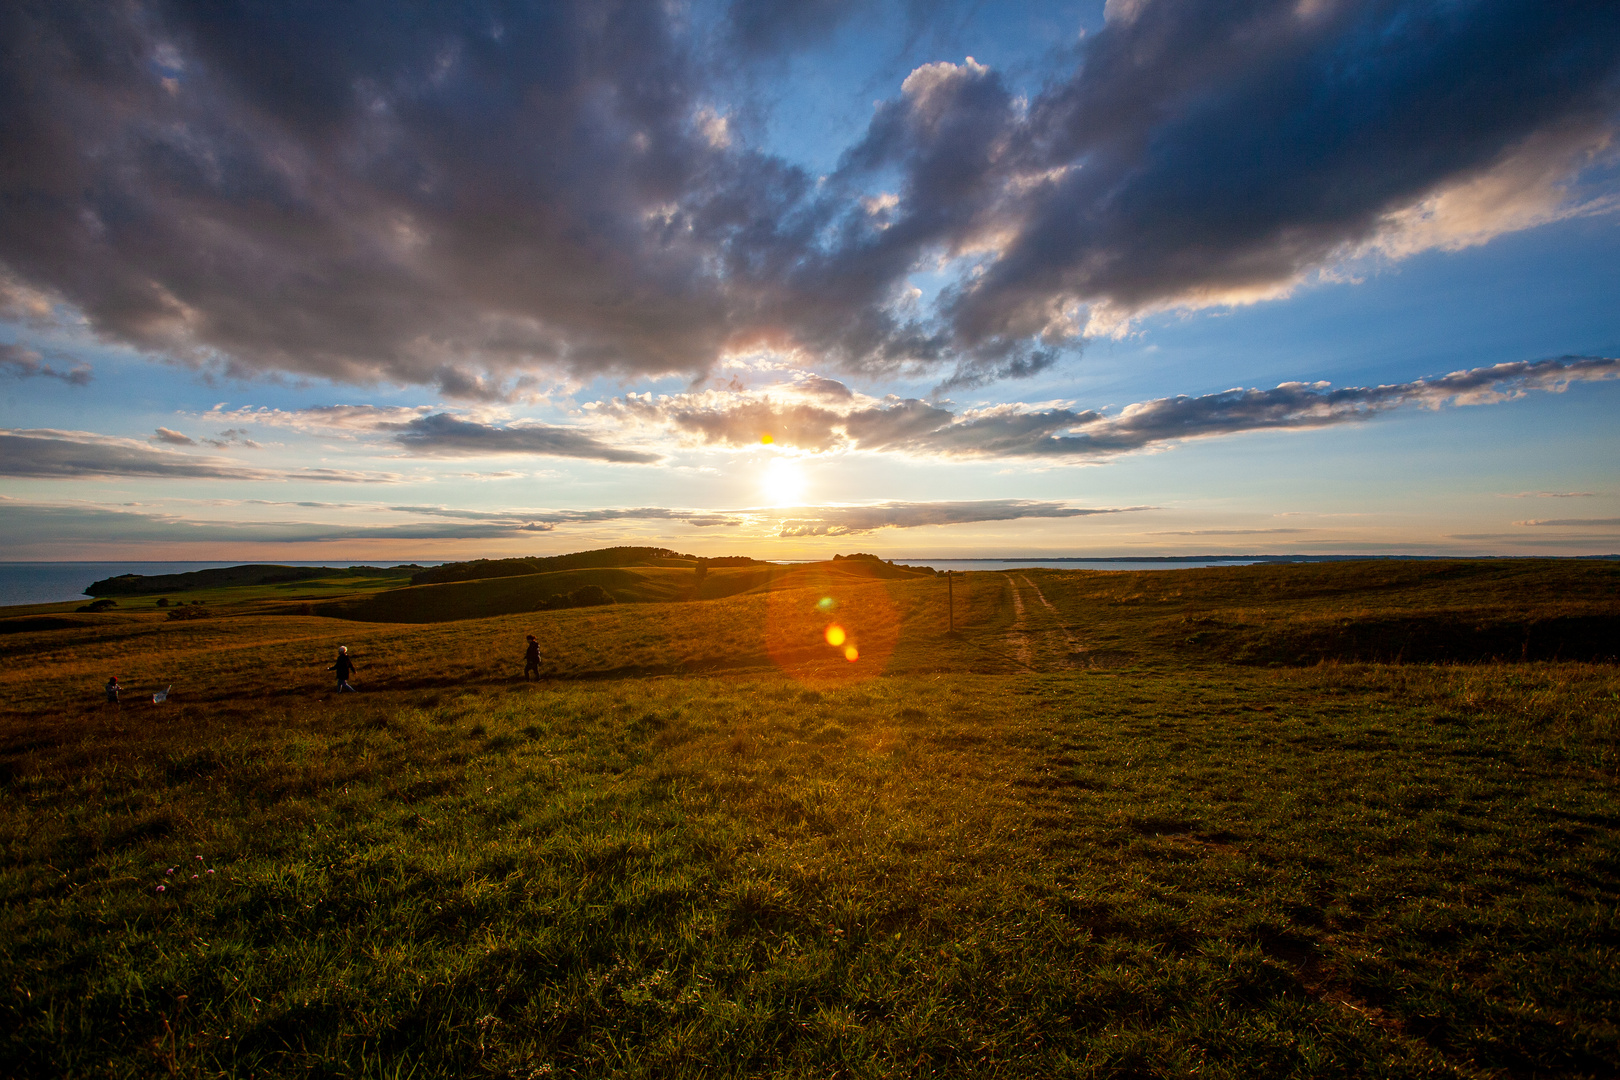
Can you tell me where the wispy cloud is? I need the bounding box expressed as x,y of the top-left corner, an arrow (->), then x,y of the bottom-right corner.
389,414 -> 660,464
0,496 -> 1149,550
770,500 -> 1151,537
382,498 -> 1141,537
1499,490 -> 1597,498
1149,529 -> 1312,536
1515,518 -> 1620,527
0,430 -> 399,483
0,343 -> 91,385
206,405 -> 440,432
203,405 -> 656,464
596,354 -> 1620,461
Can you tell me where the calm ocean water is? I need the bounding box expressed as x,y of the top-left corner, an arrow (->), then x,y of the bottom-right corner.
0,561 -> 432,607
887,558 -> 1265,573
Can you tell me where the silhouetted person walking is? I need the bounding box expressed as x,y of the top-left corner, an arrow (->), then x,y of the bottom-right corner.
524,634 -> 542,681
105,675 -> 120,708
329,646 -> 358,692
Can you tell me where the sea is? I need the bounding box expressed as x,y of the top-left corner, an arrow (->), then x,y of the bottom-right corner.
884,558 -> 1266,573
0,561 -> 433,608
10,554 -> 1576,608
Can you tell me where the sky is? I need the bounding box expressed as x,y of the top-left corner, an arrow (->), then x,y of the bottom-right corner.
1,0 -> 1618,562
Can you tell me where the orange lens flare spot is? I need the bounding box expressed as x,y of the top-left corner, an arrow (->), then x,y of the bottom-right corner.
824,624 -> 847,647
760,433 -> 774,444
844,645 -> 859,662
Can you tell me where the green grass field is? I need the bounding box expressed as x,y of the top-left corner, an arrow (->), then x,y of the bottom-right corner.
1,559 -> 1617,1077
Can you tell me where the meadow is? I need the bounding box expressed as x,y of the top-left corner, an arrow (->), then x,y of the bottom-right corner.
1,558 -> 1617,1078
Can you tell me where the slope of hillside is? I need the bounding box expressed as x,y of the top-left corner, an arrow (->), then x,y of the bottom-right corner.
322,558 -> 937,624
86,564 -> 418,596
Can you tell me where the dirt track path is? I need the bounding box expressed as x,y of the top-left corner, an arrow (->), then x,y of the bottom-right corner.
1002,574 -> 1087,672
1003,575 -> 1035,668
1020,575 -> 1083,657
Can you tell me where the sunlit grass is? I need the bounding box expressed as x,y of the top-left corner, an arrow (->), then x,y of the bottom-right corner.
1,559 -> 1616,1077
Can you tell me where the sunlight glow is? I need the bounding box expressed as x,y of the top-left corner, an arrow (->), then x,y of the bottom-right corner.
763,456 -> 807,507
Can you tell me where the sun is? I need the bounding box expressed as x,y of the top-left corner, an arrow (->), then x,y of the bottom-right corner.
762,456 -> 808,507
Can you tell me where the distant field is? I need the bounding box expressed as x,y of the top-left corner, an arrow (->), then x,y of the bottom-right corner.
1,559 -> 1616,1077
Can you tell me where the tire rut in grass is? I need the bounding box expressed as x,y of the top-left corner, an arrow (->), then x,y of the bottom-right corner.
1004,574 -> 1091,672
1002,574 -> 1036,670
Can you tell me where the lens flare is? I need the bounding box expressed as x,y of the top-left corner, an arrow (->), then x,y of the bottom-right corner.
764,566 -> 900,685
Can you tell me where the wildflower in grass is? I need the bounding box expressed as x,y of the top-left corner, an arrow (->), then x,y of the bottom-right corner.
192,874 -> 199,879
207,869 -> 215,875
156,885 -> 165,893
166,867 -> 175,875
195,855 -> 204,861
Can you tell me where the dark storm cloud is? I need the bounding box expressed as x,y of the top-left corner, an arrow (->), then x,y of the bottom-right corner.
0,343 -> 91,385
391,413 -> 660,463
0,430 -> 397,481
601,355 -> 1620,460
0,0 -> 739,391
939,0 -> 1620,343
0,2 -> 1615,392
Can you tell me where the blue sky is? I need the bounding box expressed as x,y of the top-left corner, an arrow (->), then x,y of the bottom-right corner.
1,0 -> 1617,561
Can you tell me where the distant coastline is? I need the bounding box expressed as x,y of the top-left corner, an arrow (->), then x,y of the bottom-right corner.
891,554 -> 1620,563
3,553 -> 1616,609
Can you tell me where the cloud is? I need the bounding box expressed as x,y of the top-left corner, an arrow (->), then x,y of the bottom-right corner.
382,498 -> 1149,537
0,495 -> 1143,549
943,1 -> 1620,343
0,2 -> 1612,392
724,0 -> 862,56
0,501 -> 528,545
202,404 -> 652,463
597,354 -> 1620,461
151,427 -> 196,446
390,414 -> 660,463
204,404 -> 438,433
1149,529 -> 1311,536
771,500 -> 1151,536
0,430 -> 398,482
202,428 -> 261,449
1515,518 -> 1620,527
1500,491 -> 1597,498
0,342 -> 91,385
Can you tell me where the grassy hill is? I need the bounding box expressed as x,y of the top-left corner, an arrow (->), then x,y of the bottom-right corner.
406,546 -> 771,586
86,563 -> 420,596
1,558 -> 1616,1077
321,556 -> 937,624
